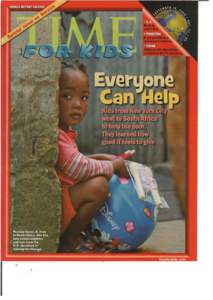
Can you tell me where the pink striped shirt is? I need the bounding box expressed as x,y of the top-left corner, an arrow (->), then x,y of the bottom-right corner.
56,129 -> 113,186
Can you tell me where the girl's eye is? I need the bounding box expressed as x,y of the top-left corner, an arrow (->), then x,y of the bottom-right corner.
63,95 -> 72,100
81,95 -> 88,101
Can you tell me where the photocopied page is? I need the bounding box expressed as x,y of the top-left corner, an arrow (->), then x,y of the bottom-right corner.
1,0 -> 211,297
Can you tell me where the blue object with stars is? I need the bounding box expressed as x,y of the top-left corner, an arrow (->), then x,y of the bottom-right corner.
91,174 -> 158,251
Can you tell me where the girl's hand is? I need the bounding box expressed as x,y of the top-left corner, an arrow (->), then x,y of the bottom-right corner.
112,158 -> 129,178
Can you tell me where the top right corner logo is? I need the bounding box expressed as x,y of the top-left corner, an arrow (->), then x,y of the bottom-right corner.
154,7 -> 191,44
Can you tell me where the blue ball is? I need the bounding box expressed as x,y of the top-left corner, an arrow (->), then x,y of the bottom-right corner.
91,175 -> 158,251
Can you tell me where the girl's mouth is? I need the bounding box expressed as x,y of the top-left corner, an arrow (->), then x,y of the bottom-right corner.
70,113 -> 81,120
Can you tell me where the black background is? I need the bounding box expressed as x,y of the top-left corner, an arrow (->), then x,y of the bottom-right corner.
140,1 -> 198,60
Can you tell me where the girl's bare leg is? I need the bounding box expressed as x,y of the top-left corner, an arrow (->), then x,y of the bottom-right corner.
58,176 -> 109,252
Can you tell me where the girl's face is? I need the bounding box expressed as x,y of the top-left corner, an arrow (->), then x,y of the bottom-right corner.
58,68 -> 89,130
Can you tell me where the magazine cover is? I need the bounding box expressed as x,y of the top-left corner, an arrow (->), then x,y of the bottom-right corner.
1,0 -> 197,261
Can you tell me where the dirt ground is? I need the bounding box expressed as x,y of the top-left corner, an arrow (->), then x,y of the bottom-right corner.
139,219 -> 185,253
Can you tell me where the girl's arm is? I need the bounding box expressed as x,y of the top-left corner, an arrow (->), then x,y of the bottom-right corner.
88,154 -> 116,161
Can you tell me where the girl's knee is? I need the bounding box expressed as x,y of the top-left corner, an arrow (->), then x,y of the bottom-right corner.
89,176 -> 109,203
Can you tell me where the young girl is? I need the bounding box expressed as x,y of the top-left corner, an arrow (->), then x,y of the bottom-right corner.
56,61 -> 132,252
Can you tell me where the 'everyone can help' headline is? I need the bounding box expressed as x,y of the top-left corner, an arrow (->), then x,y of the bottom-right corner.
95,72 -> 180,110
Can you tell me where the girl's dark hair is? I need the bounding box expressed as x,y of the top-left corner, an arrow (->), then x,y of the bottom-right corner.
61,60 -> 88,76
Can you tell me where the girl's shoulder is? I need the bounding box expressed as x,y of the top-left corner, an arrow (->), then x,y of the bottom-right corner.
58,128 -> 78,142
